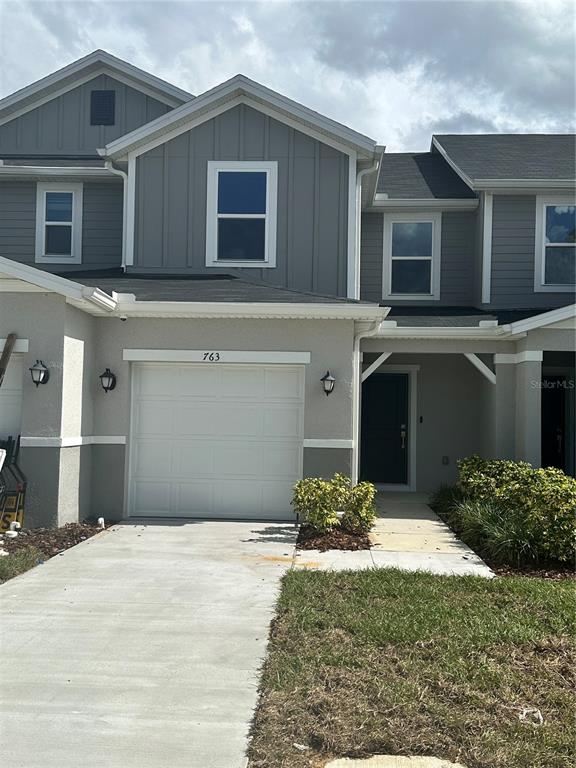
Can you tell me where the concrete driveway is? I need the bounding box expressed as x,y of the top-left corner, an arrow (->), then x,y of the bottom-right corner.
0,520 -> 297,768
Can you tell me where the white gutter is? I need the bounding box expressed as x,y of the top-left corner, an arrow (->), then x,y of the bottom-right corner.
0,164 -> 114,178
353,155 -> 381,300
371,197 -> 478,210
105,161 -> 128,270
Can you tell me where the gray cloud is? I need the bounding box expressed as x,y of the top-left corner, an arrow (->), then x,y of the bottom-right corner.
0,0 -> 574,151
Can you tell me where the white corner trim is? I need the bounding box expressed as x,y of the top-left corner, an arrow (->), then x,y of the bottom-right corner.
125,153 -> 136,267
494,351 -> 544,365
481,193 -> 493,304
463,353 -> 496,385
347,152 -> 358,299
361,351 -> 392,382
20,436 -> 127,448
0,338 -> 28,353
122,349 -> 311,364
303,439 -> 353,449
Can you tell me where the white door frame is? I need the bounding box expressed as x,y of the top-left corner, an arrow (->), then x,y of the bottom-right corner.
361,364 -> 419,492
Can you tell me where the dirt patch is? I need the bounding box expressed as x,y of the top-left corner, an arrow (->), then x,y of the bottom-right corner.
493,564 -> 575,580
297,525 -> 371,551
3,522 -> 104,559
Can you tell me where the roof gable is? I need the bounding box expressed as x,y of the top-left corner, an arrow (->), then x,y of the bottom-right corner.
0,50 -> 194,128
101,74 -> 378,160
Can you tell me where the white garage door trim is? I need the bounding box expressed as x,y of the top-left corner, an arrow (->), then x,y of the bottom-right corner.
127,362 -> 305,520
123,349 -> 311,364
0,354 -> 23,440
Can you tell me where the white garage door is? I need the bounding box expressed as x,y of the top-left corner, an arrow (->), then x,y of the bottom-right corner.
129,363 -> 305,520
0,355 -> 23,440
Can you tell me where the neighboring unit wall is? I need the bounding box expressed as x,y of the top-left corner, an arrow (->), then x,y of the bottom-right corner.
0,75 -> 171,156
490,195 -> 575,309
0,180 -> 123,271
133,104 -> 349,296
360,210 -> 477,305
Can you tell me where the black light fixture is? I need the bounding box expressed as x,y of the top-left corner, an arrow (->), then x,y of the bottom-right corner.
320,370 -> 336,396
29,360 -> 49,387
99,368 -> 117,393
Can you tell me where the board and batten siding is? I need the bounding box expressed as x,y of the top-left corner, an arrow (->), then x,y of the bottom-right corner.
133,104 -> 349,297
490,195 -> 575,310
0,180 -> 123,271
0,75 -> 172,157
360,210 -> 476,305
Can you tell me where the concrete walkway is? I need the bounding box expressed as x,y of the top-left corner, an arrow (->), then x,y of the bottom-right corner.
293,493 -> 493,577
0,520 -> 297,768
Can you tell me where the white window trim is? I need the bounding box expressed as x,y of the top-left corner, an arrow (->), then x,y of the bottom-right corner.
382,211 -> 441,301
205,160 -> 277,269
534,194 -> 576,293
35,182 -> 83,264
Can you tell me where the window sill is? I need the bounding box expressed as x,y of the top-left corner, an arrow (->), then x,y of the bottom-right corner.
383,293 -> 439,301
35,255 -> 82,265
207,260 -> 275,269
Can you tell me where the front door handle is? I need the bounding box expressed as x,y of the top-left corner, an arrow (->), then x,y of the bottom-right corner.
556,427 -> 563,455
400,424 -> 407,450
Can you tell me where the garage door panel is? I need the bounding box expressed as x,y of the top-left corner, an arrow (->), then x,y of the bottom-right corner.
129,363 -> 304,520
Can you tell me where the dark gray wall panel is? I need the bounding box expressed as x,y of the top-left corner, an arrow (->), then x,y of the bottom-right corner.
133,104 -> 349,296
0,180 -> 123,271
360,210 -> 477,306
0,75 -> 171,156
491,195 -> 574,309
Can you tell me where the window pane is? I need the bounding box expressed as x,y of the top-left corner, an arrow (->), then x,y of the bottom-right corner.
217,218 -> 265,261
392,221 -> 433,258
544,246 -> 576,285
218,172 -> 266,214
45,225 -> 72,255
391,259 -> 431,294
545,205 -> 576,244
46,192 -> 72,222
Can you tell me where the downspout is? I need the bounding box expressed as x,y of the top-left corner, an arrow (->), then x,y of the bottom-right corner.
105,161 -> 128,272
353,153 -> 382,300
351,316 -> 389,483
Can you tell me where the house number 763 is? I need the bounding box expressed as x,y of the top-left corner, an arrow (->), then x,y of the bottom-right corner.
202,352 -> 221,361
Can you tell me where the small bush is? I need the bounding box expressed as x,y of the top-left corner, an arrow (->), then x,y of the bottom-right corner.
292,474 -> 377,535
434,456 -> 576,566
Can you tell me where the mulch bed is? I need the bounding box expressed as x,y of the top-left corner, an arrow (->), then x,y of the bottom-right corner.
297,524 -> 371,551
493,563 -> 575,580
3,522 -> 104,559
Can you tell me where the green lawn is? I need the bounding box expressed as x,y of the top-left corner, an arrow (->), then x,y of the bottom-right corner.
0,546 -> 42,584
248,569 -> 575,768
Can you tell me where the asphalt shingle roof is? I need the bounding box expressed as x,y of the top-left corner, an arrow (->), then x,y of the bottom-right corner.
433,134 -> 576,182
58,270 -> 371,305
376,152 -> 477,199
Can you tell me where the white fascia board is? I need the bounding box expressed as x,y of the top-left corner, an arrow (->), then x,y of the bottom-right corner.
0,255 -> 116,312
112,297 -> 389,321
504,304 -> 576,335
371,196 -> 478,210
103,75 -> 377,160
0,50 -> 192,125
372,325 -> 515,340
430,137 -> 476,190
0,166 -> 116,179
474,179 -> 576,191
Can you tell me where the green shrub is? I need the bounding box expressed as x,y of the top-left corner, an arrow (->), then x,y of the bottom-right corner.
292,474 -> 377,535
429,484 -> 466,527
454,456 -> 576,565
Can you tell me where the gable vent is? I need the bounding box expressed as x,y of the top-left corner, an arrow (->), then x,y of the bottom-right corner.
90,90 -> 115,126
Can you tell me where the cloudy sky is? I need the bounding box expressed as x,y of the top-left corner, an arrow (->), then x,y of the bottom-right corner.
0,0 -> 574,151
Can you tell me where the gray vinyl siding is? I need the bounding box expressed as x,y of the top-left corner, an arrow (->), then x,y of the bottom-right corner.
133,104 -> 349,297
0,180 -> 123,271
490,195 -> 575,309
0,75 -> 171,157
360,210 -> 476,305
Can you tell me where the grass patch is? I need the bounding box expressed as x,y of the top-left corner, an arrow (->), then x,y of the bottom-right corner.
249,569 -> 575,768
0,546 -> 43,584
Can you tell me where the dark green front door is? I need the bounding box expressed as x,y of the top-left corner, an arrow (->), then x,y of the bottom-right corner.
360,373 -> 409,484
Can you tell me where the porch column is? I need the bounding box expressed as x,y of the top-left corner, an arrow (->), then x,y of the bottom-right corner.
515,352 -> 542,467
493,355 -> 516,459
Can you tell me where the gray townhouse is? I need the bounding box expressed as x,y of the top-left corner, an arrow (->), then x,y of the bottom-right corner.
0,50 -> 574,528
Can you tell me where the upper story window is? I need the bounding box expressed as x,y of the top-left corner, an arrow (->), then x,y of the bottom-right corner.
382,212 -> 441,300
534,196 -> 575,292
35,183 -> 83,264
90,90 -> 115,125
206,161 -> 278,268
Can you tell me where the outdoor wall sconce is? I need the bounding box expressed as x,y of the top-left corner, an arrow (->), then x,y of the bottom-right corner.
320,370 -> 336,396
29,360 -> 49,387
99,368 -> 117,393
